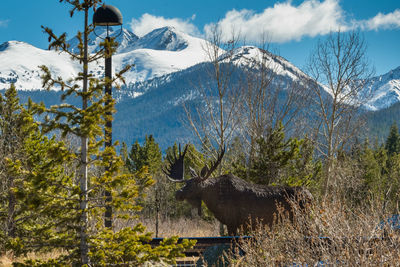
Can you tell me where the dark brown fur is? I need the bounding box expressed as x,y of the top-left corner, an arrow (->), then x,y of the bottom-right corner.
176,174 -> 312,235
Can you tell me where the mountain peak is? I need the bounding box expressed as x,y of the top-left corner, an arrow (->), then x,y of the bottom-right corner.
132,26 -> 189,51
151,26 -> 177,33
0,41 -> 33,51
67,27 -> 139,54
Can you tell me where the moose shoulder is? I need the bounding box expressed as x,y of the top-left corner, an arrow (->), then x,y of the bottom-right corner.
164,145 -> 312,235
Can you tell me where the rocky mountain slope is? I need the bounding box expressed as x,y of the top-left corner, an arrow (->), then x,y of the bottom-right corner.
363,66 -> 400,111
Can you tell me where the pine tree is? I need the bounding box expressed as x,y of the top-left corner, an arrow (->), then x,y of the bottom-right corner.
7,118 -> 78,257
127,135 -> 163,174
0,84 -> 39,249
248,122 -> 319,186
0,84 -> 21,240
385,123 -> 400,155
7,1 -> 194,265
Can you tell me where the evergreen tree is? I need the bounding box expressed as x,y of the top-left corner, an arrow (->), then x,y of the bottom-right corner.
0,84 -> 38,249
6,1 -> 193,265
385,123 -> 400,155
285,136 -> 321,187
248,122 -> 320,186
7,119 -> 78,257
350,140 -> 386,206
385,153 -> 400,212
127,135 -> 162,174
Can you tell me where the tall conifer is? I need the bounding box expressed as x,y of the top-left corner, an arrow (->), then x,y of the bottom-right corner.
385,123 -> 400,155
0,84 -> 38,248
5,1 -> 193,265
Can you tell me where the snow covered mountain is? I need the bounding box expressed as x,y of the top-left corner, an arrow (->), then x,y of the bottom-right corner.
229,46 -> 310,82
1,26 -> 400,148
112,27 -> 211,86
363,66 -> 400,111
0,41 -> 80,90
0,26 -> 210,91
1,26 -> 399,112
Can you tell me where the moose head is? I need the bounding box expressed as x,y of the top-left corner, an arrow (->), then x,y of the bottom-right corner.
163,144 -> 225,216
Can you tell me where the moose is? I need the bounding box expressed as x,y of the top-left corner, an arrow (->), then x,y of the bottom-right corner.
164,145 -> 313,235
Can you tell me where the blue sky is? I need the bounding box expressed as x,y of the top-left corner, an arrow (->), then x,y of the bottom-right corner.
0,0 -> 399,75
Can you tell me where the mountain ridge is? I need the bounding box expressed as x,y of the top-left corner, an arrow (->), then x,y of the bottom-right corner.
0,26 -> 211,91
0,26 -> 398,112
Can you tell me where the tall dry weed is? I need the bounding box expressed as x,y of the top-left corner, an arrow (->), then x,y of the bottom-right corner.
225,198 -> 400,266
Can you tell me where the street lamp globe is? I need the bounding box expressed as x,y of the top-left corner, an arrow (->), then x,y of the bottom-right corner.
93,5 -> 123,27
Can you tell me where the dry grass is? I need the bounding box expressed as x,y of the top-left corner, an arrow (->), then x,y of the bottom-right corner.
137,217 -> 220,237
221,198 -> 400,266
0,250 -> 65,267
0,253 -> 12,267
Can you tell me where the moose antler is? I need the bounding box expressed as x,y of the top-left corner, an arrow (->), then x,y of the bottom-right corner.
163,144 -> 188,182
199,147 -> 225,181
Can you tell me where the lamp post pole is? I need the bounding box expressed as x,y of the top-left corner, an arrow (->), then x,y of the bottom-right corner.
104,35 -> 113,228
93,5 -> 123,229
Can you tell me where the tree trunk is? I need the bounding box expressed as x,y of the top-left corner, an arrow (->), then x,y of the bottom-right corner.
7,182 -> 16,238
80,6 -> 89,266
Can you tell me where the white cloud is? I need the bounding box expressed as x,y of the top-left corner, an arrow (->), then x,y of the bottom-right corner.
0,19 -> 9,28
204,0 -> 347,43
128,1 -> 400,44
129,13 -> 200,37
360,9 -> 400,31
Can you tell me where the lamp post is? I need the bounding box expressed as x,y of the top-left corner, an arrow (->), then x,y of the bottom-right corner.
93,4 -> 123,228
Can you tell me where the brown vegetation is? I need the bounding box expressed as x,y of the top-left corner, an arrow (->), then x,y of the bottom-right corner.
213,197 -> 400,266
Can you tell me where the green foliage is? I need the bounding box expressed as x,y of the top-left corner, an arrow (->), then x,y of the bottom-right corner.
7,126 -> 78,257
89,226 -> 195,266
335,137 -> 400,211
126,135 -> 163,174
242,122 -> 320,187
0,84 -> 40,251
385,123 -> 400,155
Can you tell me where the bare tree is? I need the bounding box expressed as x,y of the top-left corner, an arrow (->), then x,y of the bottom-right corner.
238,38 -> 310,169
184,25 -> 242,161
183,25 -> 243,235
306,30 -> 374,195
